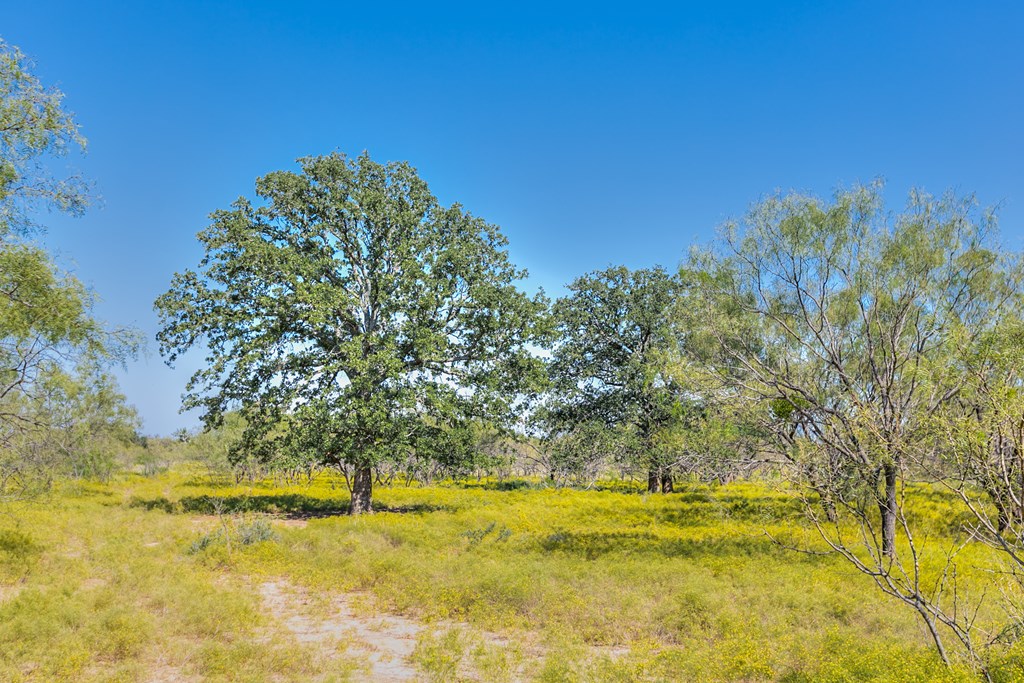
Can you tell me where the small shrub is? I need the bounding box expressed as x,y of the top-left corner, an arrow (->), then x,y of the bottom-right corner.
0,528 -> 37,558
411,629 -> 467,682
461,522 -> 512,548
462,522 -> 496,547
0,528 -> 40,576
187,531 -> 221,555
187,516 -> 278,555
236,518 -> 276,545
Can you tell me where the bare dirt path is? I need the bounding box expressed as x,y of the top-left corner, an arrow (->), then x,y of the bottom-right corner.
258,579 -> 428,681
256,577 -> 630,682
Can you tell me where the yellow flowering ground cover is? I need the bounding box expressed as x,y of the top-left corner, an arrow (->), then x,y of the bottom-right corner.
1,468 -> 1021,682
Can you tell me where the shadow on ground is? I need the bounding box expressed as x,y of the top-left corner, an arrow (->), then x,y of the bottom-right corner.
127,493 -> 446,519
536,527 -> 835,563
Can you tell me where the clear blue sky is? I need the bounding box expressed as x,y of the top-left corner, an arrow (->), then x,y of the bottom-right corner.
5,2 -> 1023,435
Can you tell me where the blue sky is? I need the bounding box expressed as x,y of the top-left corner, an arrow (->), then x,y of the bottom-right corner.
5,1 -> 1023,435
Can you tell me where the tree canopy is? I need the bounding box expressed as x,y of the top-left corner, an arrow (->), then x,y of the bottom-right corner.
691,185 -> 1020,549
0,39 -> 88,238
0,39 -> 138,500
543,265 -> 687,492
156,152 -> 547,512
688,184 -> 1023,668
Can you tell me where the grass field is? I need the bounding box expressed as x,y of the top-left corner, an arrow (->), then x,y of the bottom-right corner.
1,468 -> 1022,682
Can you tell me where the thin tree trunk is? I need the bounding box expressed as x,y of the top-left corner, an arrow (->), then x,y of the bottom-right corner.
879,463 -> 897,557
993,496 -> 1011,534
916,606 -> 950,668
820,489 -> 838,523
823,500 -> 838,523
806,468 -> 838,523
660,472 -> 673,493
1019,445 -> 1024,529
350,466 -> 373,515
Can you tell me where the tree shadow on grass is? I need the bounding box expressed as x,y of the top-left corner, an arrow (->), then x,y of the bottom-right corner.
178,477 -> 243,489
127,493 -> 446,519
652,495 -> 807,526
460,479 -> 547,492
457,479 -> 644,493
537,528 -> 832,564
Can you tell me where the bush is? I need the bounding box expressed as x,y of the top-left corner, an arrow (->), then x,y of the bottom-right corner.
187,516 -> 278,555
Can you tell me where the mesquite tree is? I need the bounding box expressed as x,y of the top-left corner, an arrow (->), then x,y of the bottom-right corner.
691,185 -> 1013,554
156,152 -> 547,513
943,318 -> 1024,535
0,39 -> 89,237
0,39 -> 138,500
689,184 -> 1020,669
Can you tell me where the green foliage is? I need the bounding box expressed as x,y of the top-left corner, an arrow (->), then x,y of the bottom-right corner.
156,152 -> 548,508
188,516 -> 278,555
410,628 -> 466,682
461,521 -> 513,548
0,39 -> 88,237
32,365 -> 141,479
543,266 -> 687,485
545,420 -> 635,486
0,527 -> 38,576
689,183 -> 1020,512
181,410 -> 248,475
687,183 -> 1024,672
690,184 -> 1017,489
0,39 -> 140,502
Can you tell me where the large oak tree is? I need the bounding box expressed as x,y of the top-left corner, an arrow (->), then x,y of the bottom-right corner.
156,153 -> 546,513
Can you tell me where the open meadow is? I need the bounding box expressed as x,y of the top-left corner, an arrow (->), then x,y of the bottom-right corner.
3,468 -> 1021,683
4,5 -> 1024,683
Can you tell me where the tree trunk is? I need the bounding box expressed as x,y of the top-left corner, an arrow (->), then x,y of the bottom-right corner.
879,463 -> 897,557
1019,447 -> 1024,530
818,488 -> 838,523
807,469 -> 838,523
989,491 -> 1011,534
647,469 -> 660,493
660,472 -> 673,493
350,466 -> 373,515
823,498 -> 838,523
